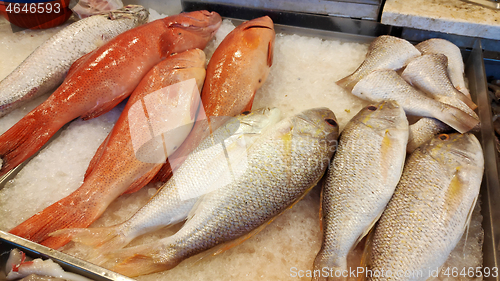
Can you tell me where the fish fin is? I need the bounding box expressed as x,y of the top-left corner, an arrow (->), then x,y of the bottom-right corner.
358,228 -> 375,281
122,165 -> 162,194
0,108 -> 58,177
152,162 -> 173,183
433,103 -> 480,134
454,91 -> 477,110
80,92 -> 129,120
110,242 -> 179,277
336,74 -> 358,92
49,226 -> 129,265
67,50 -> 96,77
243,98 -> 254,112
84,134 -> 111,180
267,40 -> 273,67
9,191 -> 102,249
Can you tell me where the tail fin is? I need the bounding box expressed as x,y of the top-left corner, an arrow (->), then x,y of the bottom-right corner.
336,74 -> 358,92
0,110 -> 59,177
49,226 -> 130,265
108,242 -> 180,277
9,192 -> 102,249
432,104 -> 480,134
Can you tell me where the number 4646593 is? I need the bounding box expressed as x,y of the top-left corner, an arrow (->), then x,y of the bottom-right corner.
6,2 -> 61,14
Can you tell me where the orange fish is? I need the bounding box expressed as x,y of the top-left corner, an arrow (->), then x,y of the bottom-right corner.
154,15 -> 276,183
0,10 -> 222,178
9,49 -> 208,249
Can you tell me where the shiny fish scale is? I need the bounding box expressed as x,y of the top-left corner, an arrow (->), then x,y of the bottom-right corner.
368,133 -> 483,281
110,108 -> 338,277
313,101 -> 408,279
0,5 -> 148,117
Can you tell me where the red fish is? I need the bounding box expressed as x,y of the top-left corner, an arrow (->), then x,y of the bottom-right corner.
9,49 -> 208,249
154,15 -> 276,183
0,10 -> 221,178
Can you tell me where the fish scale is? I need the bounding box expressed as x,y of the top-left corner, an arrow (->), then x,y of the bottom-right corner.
106,107 -> 339,277
0,5 -> 149,118
49,107 -> 281,264
368,133 -> 483,281
313,101 -> 408,281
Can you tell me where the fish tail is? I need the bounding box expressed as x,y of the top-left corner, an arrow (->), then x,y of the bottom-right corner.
49,226 -> 129,264
312,253 -> 347,281
9,190 -> 102,249
0,107 -> 60,177
336,74 -> 358,92
109,242 -> 180,277
453,91 -> 477,110
434,104 -> 480,134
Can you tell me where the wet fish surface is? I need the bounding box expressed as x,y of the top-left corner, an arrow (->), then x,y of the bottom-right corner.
9,48 -> 209,249
313,101 -> 408,281
351,69 -> 479,134
368,133 -> 483,281
153,15 -> 276,183
0,5 -> 149,118
0,10 -> 222,178
416,38 -> 470,98
104,107 -> 339,277
49,107 -> 281,264
401,54 -> 476,109
336,35 -> 420,91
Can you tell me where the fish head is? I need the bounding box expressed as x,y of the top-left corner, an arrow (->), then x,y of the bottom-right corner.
236,16 -> 275,68
354,101 -> 408,134
236,107 -> 281,135
424,133 -> 484,170
164,11 -> 222,53
200,16 -> 275,118
291,107 -> 339,145
105,5 -> 149,25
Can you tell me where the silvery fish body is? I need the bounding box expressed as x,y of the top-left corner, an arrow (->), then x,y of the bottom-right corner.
368,133 -> 484,281
401,54 -> 476,110
351,69 -> 479,134
108,108 -> 340,277
336,35 -> 420,91
51,108 -> 281,264
407,117 -> 451,153
313,101 -> 408,281
0,5 -> 149,117
416,38 -> 470,98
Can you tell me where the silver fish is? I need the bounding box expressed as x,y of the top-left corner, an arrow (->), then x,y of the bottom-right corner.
416,38 -> 470,98
50,107 -> 281,264
105,108 -> 339,277
336,35 -> 421,91
0,5 -> 149,118
401,54 -> 476,110
368,133 -> 483,281
313,101 -> 408,281
351,69 -> 479,134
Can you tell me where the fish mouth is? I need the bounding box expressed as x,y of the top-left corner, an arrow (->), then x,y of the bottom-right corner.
105,5 -> 149,24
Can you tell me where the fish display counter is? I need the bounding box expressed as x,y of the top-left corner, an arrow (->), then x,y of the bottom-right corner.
0,2 -> 499,280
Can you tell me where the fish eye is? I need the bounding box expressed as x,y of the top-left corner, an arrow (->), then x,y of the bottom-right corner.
439,134 -> 450,141
367,105 -> 377,111
242,111 -> 251,115
325,118 -> 337,127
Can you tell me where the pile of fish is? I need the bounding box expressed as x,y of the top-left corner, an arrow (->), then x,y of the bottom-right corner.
0,8 -> 484,280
